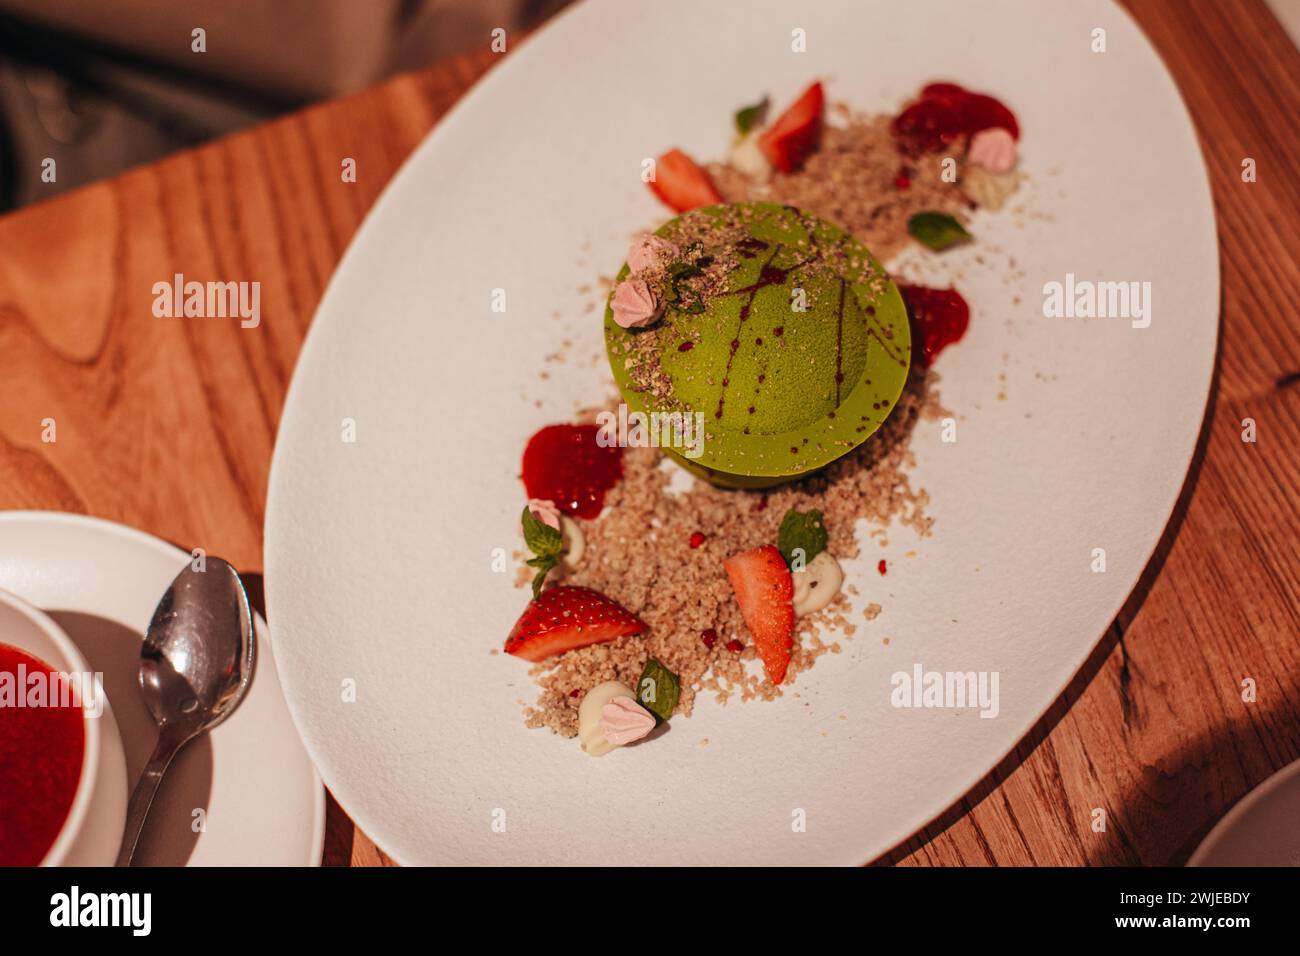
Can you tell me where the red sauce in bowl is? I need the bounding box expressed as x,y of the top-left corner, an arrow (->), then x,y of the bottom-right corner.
0,643 -> 86,866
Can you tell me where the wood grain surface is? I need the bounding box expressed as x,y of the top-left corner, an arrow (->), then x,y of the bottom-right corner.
0,0 -> 1296,867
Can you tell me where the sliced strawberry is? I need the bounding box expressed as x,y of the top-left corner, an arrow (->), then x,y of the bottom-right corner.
649,148 -> 723,213
724,545 -> 795,684
757,81 -> 824,173
504,585 -> 647,663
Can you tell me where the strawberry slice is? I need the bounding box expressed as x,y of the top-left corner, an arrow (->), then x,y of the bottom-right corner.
505,585 -> 647,662
757,81 -> 824,173
649,148 -> 723,213
724,545 -> 795,684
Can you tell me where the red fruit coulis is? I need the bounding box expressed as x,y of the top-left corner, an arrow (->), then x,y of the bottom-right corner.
878,559 -> 888,576
521,424 -> 623,519
0,643 -> 85,866
893,82 -> 1019,154
899,284 -> 971,368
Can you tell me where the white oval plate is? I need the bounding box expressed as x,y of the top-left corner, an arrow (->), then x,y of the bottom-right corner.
0,512 -> 324,866
265,0 -> 1217,865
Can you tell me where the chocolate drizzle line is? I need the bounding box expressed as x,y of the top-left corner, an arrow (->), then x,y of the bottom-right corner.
714,242 -> 784,421
834,277 -> 846,403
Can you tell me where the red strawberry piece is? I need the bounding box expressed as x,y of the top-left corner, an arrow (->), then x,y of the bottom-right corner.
723,545 -> 795,684
504,586 -> 646,663
649,148 -> 723,213
757,81 -> 824,173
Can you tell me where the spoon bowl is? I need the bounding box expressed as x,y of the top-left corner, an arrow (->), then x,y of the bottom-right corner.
139,560 -> 254,733
117,557 -> 255,866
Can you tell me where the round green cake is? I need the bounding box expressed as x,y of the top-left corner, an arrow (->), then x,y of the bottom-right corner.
604,201 -> 911,488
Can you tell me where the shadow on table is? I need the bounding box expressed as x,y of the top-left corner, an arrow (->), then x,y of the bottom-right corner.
1114,703 -> 1300,867
240,570 -> 357,867
875,292 -> 1230,866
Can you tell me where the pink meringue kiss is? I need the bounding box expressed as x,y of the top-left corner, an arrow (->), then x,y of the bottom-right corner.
610,278 -> 663,329
967,127 -> 1018,175
626,234 -> 677,275
525,498 -> 562,531
598,696 -> 657,746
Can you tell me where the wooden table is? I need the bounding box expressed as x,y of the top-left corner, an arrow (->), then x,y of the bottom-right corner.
1,0 -> 1296,867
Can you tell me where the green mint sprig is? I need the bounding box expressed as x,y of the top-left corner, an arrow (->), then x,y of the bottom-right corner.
521,506 -> 565,598
908,211 -> 972,252
777,507 -> 828,570
636,657 -> 680,725
734,95 -> 770,135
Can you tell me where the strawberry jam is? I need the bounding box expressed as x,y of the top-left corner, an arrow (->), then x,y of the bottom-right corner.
899,284 -> 971,368
893,82 -> 1019,154
521,423 -> 623,519
0,643 -> 85,866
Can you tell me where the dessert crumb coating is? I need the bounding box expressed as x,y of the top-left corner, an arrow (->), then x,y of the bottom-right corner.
710,110 -> 977,262
521,367 -> 943,738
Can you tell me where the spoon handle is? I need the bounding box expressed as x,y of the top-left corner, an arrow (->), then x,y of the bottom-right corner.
115,732 -> 185,867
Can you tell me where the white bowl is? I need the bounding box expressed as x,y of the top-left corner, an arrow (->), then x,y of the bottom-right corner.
0,588 -> 128,866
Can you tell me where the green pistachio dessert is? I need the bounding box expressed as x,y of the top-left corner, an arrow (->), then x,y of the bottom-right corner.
604,201 -> 911,488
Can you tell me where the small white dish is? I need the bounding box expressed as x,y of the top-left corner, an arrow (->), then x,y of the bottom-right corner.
1188,759 -> 1300,867
0,587 -> 128,866
0,512 -> 324,866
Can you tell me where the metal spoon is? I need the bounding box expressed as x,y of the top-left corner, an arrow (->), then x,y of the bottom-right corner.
115,558 -> 255,866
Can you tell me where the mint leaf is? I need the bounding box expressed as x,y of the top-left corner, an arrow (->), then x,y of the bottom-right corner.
521,505 -> 565,597
521,506 -> 563,558
778,508 -> 828,568
908,212 -> 972,252
528,562 -> 555,599
734,95 -> 770,135
667,262 -> 707,314
635,657 -> 680,725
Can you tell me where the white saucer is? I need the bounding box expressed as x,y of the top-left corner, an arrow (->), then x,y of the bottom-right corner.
1188,759 -> 1300,867
0,512 -> 324,866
